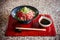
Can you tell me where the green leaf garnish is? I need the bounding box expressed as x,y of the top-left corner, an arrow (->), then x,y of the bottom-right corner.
21,7 -> 31,13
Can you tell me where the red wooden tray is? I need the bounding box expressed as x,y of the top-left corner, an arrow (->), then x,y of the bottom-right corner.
5,14 -> 56,36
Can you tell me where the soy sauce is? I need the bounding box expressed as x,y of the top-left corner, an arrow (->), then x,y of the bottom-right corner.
40,19 -> 50,25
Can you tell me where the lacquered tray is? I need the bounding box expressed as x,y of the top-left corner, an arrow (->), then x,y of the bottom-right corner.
5,14 -> 56,36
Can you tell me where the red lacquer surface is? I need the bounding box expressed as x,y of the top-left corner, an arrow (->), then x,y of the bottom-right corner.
5,14 -> 56,36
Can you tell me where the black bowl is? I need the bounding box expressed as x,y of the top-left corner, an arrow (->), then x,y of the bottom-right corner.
11,5 -> 39,24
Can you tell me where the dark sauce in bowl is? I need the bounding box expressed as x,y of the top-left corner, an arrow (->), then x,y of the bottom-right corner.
40,19 -> 50,25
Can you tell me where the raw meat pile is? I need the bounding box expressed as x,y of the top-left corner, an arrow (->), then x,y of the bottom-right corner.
16,7 -> 35,21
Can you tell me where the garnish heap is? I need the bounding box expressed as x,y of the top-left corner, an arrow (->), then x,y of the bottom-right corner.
21,7 -> 30,13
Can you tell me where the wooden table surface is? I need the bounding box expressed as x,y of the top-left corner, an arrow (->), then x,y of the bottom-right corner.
0,0 -> 60,40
